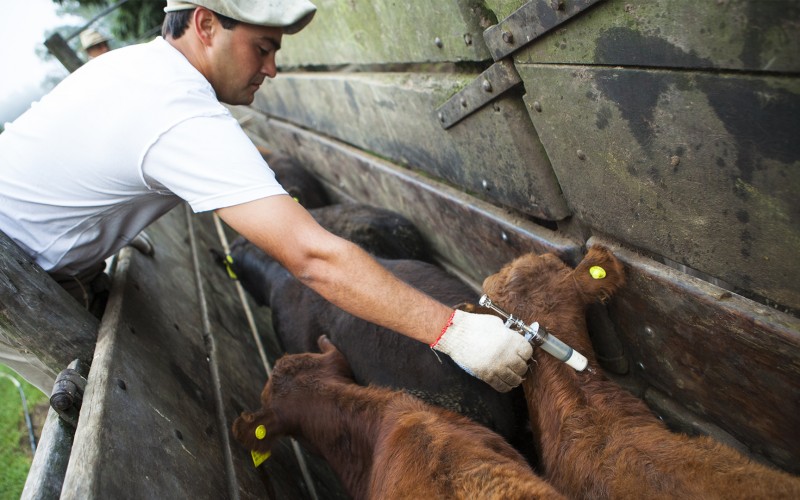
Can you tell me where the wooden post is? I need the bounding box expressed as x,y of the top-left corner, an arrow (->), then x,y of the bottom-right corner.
0,231 -> 98,377
44,33 -> 84,73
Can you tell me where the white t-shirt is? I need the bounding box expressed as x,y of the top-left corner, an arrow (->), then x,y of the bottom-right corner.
0,37 -> 286,275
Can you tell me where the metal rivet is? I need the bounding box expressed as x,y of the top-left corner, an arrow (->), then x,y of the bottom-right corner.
482,179 -> 489,189
533,101 -> 542,112
434,37 -> 443,48
502,31 -> 514,44
577,150 -> 587,160
460,97 -> 467,108
501,232 -> 509,242
463,33 -> 473,46
175,429 -> 183,440
644,326 -> 654,336
438,112 -> 444,122
117,379 -> 127,391
482,80 -> 493,92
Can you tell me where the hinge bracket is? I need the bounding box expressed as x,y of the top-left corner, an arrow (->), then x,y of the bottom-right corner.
483,0 -> 607,61
435,59 -> 522,129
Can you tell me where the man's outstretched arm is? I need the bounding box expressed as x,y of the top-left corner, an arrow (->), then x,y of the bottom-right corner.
217,195 -> 532,391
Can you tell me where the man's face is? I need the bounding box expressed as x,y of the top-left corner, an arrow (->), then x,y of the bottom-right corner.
207,21 -> 283,105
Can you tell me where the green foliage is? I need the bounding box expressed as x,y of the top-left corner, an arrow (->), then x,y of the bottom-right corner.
0,365 -> 48,499
52,0 -> 165,43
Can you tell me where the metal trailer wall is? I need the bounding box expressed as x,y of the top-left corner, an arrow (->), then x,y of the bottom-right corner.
229,0 -> 800,474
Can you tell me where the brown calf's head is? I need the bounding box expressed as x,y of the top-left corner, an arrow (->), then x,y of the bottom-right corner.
482,247 -> 625,352
231,335 -> 354,453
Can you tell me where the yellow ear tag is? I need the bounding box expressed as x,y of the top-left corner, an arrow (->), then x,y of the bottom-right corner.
251,449 -> 271,467
589,266 -> 606,280
251,424 -> 271,467
224,254 -> 238,280
255,425 -> 267,439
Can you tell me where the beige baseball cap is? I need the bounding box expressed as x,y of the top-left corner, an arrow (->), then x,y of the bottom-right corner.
80,29 -> 109,50
164,0 -> 316,34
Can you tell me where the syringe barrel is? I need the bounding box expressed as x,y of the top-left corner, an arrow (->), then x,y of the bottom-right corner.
539,333 -> 588,371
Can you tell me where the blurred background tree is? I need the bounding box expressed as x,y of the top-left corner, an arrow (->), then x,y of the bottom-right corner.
52,0 -> 165,46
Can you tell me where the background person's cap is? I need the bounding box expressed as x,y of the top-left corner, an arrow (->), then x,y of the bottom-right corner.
79,29 -> 109,50
163,0 -> 317,34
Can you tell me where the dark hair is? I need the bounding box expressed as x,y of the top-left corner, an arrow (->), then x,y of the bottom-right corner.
162,9 -> 240,39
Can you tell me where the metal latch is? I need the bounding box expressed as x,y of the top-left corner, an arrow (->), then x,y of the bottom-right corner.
484,0 -> 607,61
435,59 -> 522,129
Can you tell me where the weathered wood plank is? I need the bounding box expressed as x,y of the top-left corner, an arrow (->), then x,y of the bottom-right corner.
231,109 -> 582,285
489,0 -> 800,73
590,237 -> 800,474
278,0 -> 494,67
249,72 -> 570,220
0,231 -> 98,383
519,64 -> 800,311
60,211 -> 232,499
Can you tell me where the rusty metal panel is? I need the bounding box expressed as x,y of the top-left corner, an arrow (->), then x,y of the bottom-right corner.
231,111 -> 583,284
519,63 -> 800,312
511,0 -> 800,73
591,237 -> 800,474
277,0 -> 494,66
251,72 -> 570,221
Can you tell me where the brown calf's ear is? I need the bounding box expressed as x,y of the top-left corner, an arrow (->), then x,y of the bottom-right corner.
572,247 -> 626,304
317,334 -> 335,353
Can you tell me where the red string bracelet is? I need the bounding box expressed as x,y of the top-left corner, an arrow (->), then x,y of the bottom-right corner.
430,310 -> 456,348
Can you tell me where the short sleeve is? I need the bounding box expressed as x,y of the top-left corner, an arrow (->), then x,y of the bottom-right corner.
142,114 -> 287,212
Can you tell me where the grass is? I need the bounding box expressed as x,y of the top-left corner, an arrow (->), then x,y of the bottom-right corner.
0,364 -> 48,500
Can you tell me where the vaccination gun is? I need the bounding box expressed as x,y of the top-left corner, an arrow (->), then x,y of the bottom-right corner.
479,294 -> 588,372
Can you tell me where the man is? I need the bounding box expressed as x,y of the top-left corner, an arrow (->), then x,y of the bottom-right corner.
79,28 -> 111,59
0,0 -> 533,395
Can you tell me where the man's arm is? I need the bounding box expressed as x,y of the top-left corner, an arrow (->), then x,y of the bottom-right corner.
217,195 -> 451,343
216,195 -> 532,391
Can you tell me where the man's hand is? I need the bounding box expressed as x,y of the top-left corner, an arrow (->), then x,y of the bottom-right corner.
431,310 -> 533,392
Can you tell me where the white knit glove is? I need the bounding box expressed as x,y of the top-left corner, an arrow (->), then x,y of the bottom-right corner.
431,310 -> 533,392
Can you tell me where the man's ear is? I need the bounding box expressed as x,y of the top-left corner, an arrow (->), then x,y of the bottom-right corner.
193,7 -> 217,46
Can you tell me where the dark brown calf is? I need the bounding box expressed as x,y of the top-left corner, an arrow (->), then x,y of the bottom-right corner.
258,147 -> 329,209
482,247 -> 800,499
232,336 -> 565,500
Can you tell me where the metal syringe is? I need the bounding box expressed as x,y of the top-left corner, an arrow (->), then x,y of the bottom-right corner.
479,294 -> 588,372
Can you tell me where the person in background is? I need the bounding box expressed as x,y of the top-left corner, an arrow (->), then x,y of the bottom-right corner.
0,0 -> 533,396
79,28 -> 111,59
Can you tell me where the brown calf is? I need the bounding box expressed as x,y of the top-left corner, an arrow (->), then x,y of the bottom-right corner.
482,247 -> 800,499
232,335 -> 564,500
